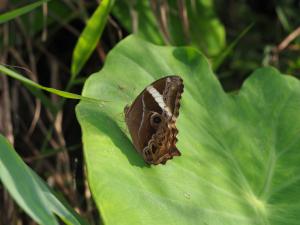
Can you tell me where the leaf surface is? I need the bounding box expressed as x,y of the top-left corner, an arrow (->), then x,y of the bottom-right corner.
76,35 -> 300,225
0,135 -> 88,225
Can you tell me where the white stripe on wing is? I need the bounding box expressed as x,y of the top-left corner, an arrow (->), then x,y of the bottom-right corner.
146,85 -> 172,117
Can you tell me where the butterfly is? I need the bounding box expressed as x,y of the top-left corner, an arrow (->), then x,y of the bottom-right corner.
124,76 -> 184,165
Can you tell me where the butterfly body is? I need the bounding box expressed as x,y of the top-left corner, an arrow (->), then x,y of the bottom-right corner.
124,76 -> 184,165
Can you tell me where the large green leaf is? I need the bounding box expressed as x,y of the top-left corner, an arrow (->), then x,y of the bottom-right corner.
76,35 -> 300,225
0,135 -> 88,225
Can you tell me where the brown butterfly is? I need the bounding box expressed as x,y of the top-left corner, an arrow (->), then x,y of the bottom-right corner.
124,76 -> 184,165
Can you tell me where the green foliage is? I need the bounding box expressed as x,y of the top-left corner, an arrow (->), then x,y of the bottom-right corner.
71,0 -> 115,77
212,22 -> 254,70
76,35 -> 300,225
0,65 -> 101,104
0,0 -> 49,24
112,0 -> 225,56
0,135 -> 88,225
1,1 -> 300,224
0,0 -> 77,50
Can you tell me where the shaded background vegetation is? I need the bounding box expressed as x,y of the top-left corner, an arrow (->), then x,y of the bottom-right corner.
0,0 -> 299,224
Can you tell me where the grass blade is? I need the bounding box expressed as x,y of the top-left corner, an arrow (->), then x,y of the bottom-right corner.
71,0 -> 115,77
0,65 -> 103,104
0,0 -> 50,24
212,22 -> 255,71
